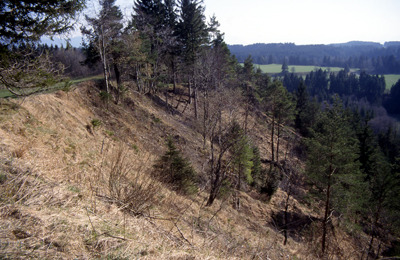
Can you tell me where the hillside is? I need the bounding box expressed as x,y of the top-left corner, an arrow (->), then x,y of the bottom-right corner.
0,81 -> 372,259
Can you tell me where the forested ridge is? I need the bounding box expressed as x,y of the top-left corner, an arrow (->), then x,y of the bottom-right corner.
229,42 -> 400,74
1,0 -> 400,259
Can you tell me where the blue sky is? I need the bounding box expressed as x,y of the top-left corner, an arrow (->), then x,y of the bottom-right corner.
42,0 -> 400,47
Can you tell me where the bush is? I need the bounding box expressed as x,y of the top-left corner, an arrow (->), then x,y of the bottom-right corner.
99,91 -> 113,108
91,118 -> 102,128
98,144 -> 161,216
260,167 -> 282,198
153,137 -> 198,195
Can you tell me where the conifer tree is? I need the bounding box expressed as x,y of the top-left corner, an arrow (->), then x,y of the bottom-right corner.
230,123 -> 253,210
362,151 -> 400,259
305,96 -> 361,255
175,0 -> 208,107
281,59 -> 289,74
0,0 -> 85,96
0,0 -> 85,45
153,137 -> 198,195
294,82 -> 320,137
264,80 -> 293,166
243,55 -> 254,82
176,0 -> 208,66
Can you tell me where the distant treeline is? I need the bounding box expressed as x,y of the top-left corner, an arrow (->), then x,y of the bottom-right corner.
281,67 -> 400,117
282,69 -> 385,105
229,42 -> 400,74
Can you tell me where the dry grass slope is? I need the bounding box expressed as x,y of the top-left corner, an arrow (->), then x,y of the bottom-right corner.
0,82 -> 364,259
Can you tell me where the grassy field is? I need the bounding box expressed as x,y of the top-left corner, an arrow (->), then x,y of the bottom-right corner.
252,64 -> 346,74
384,74 -> 400,90
250,64 -> 400,92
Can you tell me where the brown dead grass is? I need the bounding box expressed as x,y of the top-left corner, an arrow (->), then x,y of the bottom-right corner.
0,82 -> 366,259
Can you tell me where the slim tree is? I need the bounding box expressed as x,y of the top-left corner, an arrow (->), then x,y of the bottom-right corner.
305,96 -> 361,255
264,80 -> 293,167
81,0 -> 123,94
281,59 -> 289,74
230,122 -> 253,210
176,0 -> 208,105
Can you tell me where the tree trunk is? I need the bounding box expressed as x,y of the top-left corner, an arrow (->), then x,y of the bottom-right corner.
284,173 -> 292,245
236,162 -> 242,210
114,62 -> 121,85
270,103 -> 276,173
203,92 -> 208,148
276,113 -> 282,163
165,89 -> 169,111
100,26 -> 109,93
366,202 -> 382,260
194,88 -> 198,119
188,78 -> 192,104
172,61 -> 177,94
322,166 -> 333,254
244,84 -> 249,134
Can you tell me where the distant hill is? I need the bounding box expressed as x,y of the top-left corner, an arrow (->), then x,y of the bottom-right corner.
384,41 -> 400,48
329,41 -> 383,48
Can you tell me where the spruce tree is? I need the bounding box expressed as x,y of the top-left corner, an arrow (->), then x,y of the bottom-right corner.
294,82 -> 320,137
176,0 -> 208,65
281,59 -> 289,74
153,137 -> 198,195
243,54 -> 254,81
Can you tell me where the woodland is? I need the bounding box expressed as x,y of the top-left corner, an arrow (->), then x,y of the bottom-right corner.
1,0 -> 400,259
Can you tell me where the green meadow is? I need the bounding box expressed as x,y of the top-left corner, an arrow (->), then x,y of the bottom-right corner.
252,64 -> 345,74
248,63 -> 400,91
384,74 -> 400,90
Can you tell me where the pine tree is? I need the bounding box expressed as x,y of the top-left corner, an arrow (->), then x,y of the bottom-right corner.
305,96 -> 361,255
264,80 -> 293,166
361,150 -> 400,259
230,123 -> 253,209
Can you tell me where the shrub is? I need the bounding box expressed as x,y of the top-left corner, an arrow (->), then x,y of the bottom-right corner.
100,144 -> 161,216
99,91 -> 113,102
260,167 -> 282,198
91,119 -> 102,128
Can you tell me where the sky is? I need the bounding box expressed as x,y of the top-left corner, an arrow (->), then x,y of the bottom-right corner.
43,0 -> 400,47
201,0 -> 400,45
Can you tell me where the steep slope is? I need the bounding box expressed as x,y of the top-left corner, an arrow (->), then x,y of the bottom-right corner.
0,82 -> 360,259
